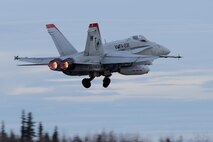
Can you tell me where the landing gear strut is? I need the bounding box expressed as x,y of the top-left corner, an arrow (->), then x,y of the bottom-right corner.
82,75 -> 95,88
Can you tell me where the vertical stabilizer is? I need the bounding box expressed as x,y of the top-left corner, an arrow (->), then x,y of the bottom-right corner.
46,24 -> 78,56
84,23 -> 104,56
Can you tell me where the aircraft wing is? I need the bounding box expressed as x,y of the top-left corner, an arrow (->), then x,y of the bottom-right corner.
15,55 -> 101,66
15,53 -> 157,66
159,55 -> 182,58
14,56 -> 54,66
14,55 -> 98,66
101,51 -> 158,65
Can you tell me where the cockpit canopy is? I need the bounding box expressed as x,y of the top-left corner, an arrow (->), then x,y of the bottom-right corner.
132,35 -> 148,42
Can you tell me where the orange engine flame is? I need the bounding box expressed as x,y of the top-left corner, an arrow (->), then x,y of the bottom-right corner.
61,61 -> 71,70
48,61 -> 58,70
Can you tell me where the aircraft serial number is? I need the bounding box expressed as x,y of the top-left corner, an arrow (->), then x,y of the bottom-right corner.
114,43 -> 130,49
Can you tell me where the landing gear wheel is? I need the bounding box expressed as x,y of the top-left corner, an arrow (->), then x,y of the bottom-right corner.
82,74 -> 95,88
103,77 -> 111,88
82,78 -> 91,88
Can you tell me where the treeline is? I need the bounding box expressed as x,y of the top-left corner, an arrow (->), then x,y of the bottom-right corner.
0,110 -> 61,142
0,110 -> 212,142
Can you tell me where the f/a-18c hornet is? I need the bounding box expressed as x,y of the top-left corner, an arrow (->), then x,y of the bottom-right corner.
15,23 -> 181,88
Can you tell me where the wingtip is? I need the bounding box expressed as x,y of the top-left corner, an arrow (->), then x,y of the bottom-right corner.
89,23 -> 100,33
14,56 -> 19,60
89,23 -> 99,28
46,24 -> 56,29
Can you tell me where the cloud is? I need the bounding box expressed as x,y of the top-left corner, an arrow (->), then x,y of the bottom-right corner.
47,78 -> 82,82
0,19 -> 63,27
45,94 -> 123,103
11,86 -> 54,95
202,80 -> 213,93
43,68 -> 213,102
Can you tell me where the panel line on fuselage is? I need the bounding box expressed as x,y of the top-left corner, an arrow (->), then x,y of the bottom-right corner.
117,45 -> 151,51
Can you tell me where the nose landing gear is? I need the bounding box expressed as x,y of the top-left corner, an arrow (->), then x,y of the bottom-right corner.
103,77 -> 111,88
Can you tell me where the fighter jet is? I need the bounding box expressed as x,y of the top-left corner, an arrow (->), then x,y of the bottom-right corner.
15,23 -> 181,88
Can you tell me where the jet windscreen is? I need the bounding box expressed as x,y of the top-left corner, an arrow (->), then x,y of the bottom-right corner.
132,35 -> 147,42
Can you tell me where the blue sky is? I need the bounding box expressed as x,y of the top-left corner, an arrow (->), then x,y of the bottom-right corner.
1,0 -> 213,139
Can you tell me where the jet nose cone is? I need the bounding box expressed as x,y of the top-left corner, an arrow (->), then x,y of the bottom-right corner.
164,47 -> 170,55
159,45 -> 170,55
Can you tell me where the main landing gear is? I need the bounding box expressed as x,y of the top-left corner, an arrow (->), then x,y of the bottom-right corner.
82,75 -> 95,88
82,75 -> 111,88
